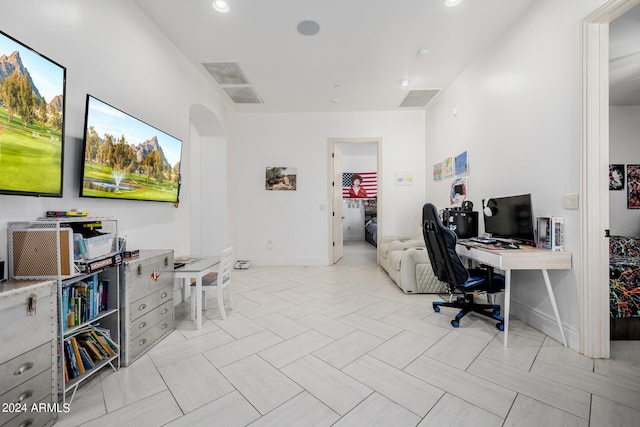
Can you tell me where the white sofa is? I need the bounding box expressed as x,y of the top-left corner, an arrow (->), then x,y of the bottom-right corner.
378,226 -> 448,294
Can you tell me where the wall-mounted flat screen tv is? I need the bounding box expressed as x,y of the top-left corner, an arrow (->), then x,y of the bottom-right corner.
80,95 -> 183,203
0,30 -> 66,197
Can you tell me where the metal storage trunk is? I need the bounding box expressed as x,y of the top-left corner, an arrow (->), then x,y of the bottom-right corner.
0,280 -> 57,427
119,250 -> 174,366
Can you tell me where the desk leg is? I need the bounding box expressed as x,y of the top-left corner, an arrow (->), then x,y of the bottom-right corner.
190,280 -> 196,321
182,278 -> 188,304
504,270 -> 511,347
196,277 -> 202,330
542,269 -> 567,347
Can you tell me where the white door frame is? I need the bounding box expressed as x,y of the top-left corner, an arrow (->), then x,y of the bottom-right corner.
328,138 -> 382,264
581,0 -> 640,358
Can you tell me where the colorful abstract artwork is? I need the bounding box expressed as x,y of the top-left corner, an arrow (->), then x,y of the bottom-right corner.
609,237 -> 640,318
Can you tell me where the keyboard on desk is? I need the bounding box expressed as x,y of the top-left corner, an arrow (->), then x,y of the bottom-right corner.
469,237 -> 497,244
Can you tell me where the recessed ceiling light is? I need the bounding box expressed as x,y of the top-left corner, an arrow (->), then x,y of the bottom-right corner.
417,48 -> 430,58
297,20 -> 320,36
401,79 -> 410,87
212,0 -> 229,13
444,0 -> 462,7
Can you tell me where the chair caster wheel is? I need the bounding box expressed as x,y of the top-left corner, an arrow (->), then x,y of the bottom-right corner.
497,323 -> 504,331
433,303 -> 440,313
451,319 -> 460,328
493,309 -> 501,316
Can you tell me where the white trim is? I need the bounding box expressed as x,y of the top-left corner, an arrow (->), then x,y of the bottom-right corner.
580,0 -> 640,358
507,296 -> 580,349
251,256 -> 330,266
328,138 -> 382,265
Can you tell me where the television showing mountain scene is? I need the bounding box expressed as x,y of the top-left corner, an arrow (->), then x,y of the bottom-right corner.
80,95 -> 182,203
0,30 -> 66,197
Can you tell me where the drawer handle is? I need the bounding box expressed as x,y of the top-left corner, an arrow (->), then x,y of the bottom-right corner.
139,321 -> 147,329
139,338 -> 147,346
161,308 -> 168,315
14,362 -> 34,376
161,292 -> 168,299
137,265 -> 142,276
16,390 -> 33,404
138,303 -> 147,311
161,323 -> 168,330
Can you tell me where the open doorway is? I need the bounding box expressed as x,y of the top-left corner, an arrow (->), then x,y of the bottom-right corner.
581,0 -> 640,358
328,138 -> 381,264
608,3 -> 640,339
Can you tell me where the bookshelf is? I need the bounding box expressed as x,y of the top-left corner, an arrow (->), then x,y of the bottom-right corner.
8,218 -> 122,405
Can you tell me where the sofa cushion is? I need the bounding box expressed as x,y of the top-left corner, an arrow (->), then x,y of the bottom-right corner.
388,250 -> 404,271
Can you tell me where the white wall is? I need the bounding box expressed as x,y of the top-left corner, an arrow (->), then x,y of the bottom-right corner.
610,106 -> 640,236
235,111 -> 425,265
424,0 -> 604,349
341,152 -> 377,173
0,0 -> 232,269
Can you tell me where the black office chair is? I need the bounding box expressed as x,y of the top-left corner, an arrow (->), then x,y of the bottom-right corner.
422,203 -> 505,330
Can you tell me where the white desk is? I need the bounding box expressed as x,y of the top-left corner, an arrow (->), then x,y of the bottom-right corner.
456,242 -> 572,347
174,256 -> 220,330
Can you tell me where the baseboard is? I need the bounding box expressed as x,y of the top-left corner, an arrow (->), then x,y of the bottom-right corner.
496,295 -> 580,350
247,256 -> 329,266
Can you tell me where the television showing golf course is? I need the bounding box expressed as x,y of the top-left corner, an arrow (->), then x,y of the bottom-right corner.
80,95 -> 182,203
0,31 -> 66,197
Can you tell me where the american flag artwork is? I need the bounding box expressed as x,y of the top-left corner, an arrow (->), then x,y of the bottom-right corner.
342,172 -> 377,198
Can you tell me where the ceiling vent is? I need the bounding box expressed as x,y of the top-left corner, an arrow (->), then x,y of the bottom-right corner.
399,89 -> 440,108
200,60 -> 264,104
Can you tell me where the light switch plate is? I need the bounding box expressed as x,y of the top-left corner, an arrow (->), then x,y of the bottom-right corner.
563,193 -> 579,210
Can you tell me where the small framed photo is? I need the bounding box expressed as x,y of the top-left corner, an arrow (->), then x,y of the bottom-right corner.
627,165 -> 640,208
609,164 -> 624,190
265,166 -> 296,191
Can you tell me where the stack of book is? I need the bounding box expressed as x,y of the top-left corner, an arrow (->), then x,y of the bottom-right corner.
62,275 -> 110,330
63,327 -> 118,384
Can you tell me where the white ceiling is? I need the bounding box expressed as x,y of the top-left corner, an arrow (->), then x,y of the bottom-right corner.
132,0 -> 640,112
610,3 -> 640,106
133,0 -> 535,113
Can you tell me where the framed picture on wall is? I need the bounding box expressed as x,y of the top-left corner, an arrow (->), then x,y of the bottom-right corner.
455,151 -> 468,175
433,162 -> 443,181
265,166 -> 297,190
627,164 -> 640,209
610,164 -> 624,190
443,157 -> 454,177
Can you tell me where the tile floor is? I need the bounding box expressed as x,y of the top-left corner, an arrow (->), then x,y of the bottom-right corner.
56,241 -> 640,427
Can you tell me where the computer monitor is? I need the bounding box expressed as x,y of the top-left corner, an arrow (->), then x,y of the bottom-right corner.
482,193 -> 535,244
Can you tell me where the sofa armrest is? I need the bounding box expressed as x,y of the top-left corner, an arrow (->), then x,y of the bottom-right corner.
388,240 -> 413,252
399,247 -> 448,294
380,235 -> 411,245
